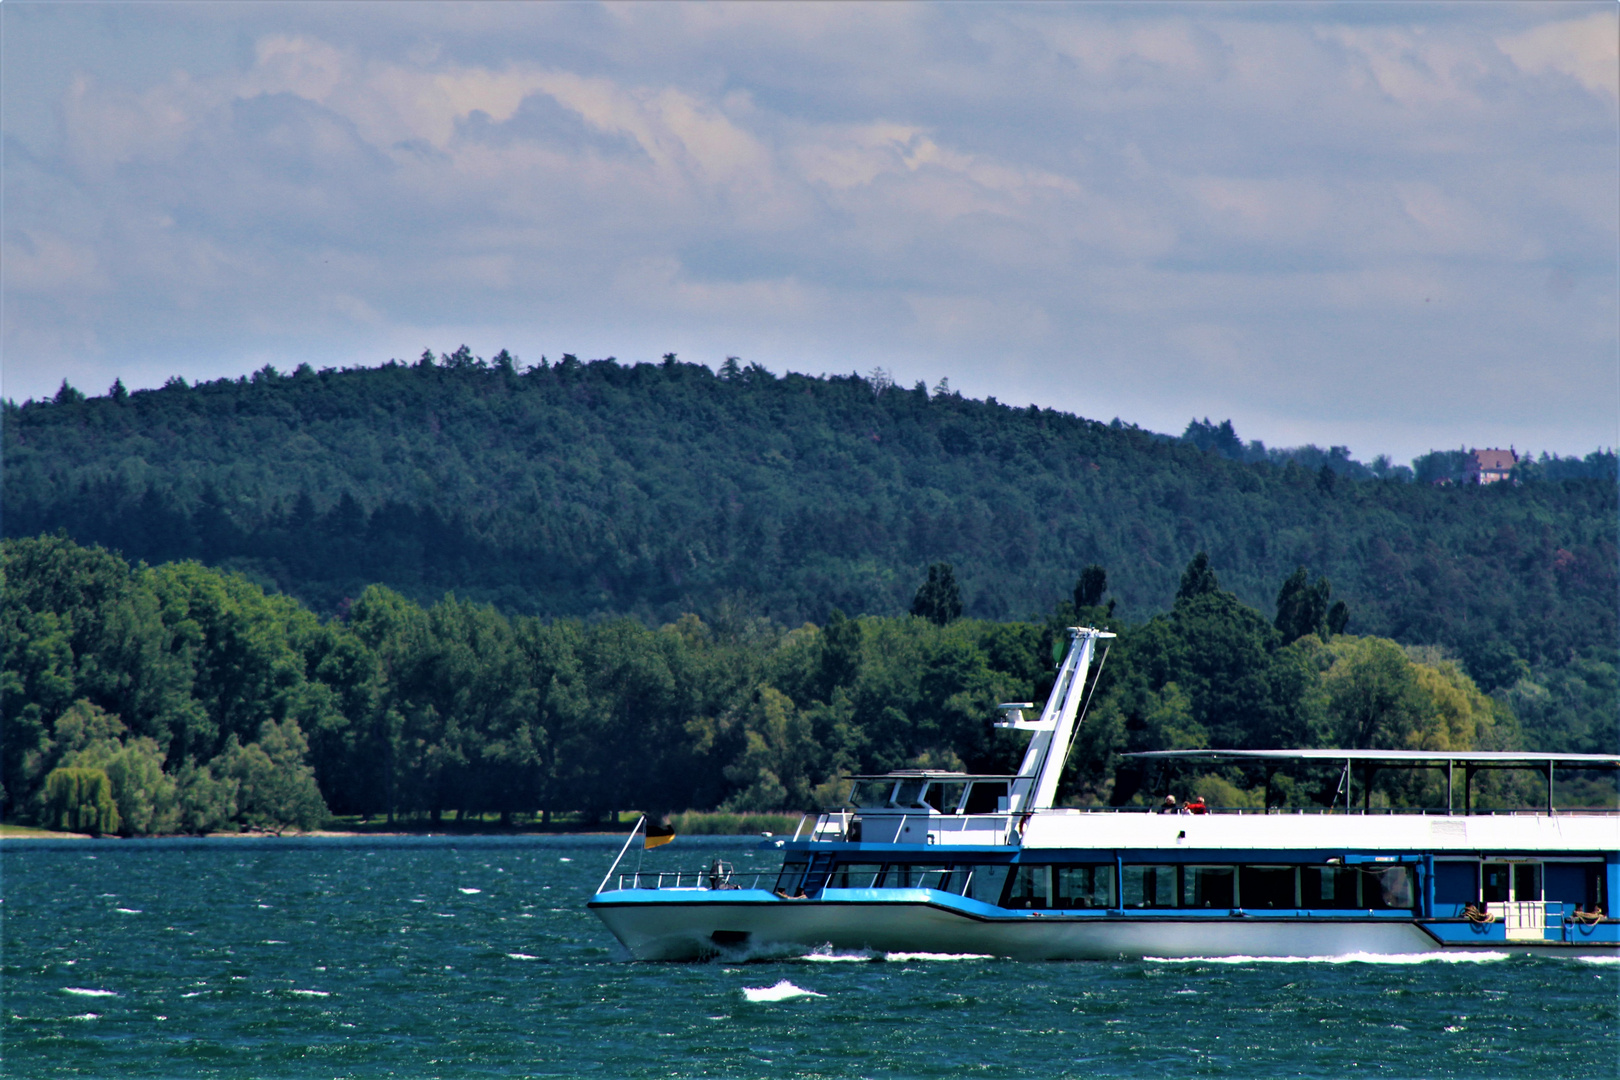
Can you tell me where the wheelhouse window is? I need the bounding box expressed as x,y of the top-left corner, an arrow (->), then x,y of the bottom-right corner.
925,782 -> 966,814
1123,865 -> 1177,908
893,779 -> 928,809
849,781 -> 893,809
1055,865 -> 1115,909
1182,866 -> 1234,909
962,781 -> 1008,815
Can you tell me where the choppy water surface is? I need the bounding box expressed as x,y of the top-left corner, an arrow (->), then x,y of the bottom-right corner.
4,836 -> 1615,1078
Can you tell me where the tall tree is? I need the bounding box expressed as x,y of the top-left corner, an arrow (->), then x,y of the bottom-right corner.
1074,565 -> 1108,609
911,563 -> 963,626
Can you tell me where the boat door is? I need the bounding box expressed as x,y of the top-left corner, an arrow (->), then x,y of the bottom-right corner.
1483,861 -> 1544,940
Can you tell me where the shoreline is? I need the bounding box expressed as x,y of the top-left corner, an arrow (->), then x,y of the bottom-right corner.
0,825 -> 634,841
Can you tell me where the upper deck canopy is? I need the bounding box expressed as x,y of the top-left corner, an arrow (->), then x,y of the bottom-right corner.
1124,749 -> 1620,768
1124,749 -> 1620,814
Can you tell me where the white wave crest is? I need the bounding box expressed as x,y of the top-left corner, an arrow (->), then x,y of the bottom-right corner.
62,987 -> 118,997
288,989 -> 331,997
115,908 -> 142,914
458,888 -> 481,895
801,949 -> 875,963
1145,951 -> 1510,965
506,953 -> 540,961
67,1013 -> 101,1021
742,980 -> 826,1002
1576,955 -> 1620,964
885,952 -> 993,962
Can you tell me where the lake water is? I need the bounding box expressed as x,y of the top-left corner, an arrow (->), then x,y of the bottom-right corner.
4,835 -> 1616,1078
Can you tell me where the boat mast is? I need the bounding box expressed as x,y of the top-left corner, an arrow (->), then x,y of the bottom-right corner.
1004,626 -> 1113,812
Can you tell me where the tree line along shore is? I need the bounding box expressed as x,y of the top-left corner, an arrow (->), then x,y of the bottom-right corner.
7,534 -> 1612,837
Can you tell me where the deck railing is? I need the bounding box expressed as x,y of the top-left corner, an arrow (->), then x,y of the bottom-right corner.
609,869 -> 777,892
604,866 -> 978,895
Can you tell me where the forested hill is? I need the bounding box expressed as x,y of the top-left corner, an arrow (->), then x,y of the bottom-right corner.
5,352 -> 1615,683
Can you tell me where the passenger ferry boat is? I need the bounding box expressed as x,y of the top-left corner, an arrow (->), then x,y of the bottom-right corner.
591,627 -> 1620,960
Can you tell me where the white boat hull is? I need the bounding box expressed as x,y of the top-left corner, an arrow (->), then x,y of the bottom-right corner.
590,892 -> 1608,962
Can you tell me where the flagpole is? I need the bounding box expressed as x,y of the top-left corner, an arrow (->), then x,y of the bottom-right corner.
597,815 -> 646,894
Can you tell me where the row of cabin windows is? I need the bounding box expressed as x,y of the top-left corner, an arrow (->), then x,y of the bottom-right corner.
802,862 -> 1416,910
1004,864 -> 1417,911
788,859 -> 1608,911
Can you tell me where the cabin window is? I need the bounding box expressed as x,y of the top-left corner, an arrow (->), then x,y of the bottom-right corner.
1365,866 -> 1415,910
1240,866 -> 1297,909
967,864 -> 1010,905
1122,865 -> 1177,908
925,782 -> 966,814
893,779 -> 928,809
1481,862 -> 1510,903
1004,865 -> 1052,909
1301,866 -> 1360,909
1055,865 -> 1115,909
829,863 -> 883,889
774,860 -> 809,895
1182,866 -> 1235,909
900,864 -> 951,889
963,781 -> 1008,815
849,781 -> 893,809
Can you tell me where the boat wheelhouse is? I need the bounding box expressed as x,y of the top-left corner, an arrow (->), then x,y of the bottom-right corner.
590,627 -> 1620,960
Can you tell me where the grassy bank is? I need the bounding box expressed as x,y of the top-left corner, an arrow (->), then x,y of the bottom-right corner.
667,811 -> 807,836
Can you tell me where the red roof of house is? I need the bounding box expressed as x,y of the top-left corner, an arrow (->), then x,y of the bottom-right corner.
1469,448 -> 1517,472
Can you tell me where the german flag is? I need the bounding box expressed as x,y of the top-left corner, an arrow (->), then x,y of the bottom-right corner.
644,821 -> 676,849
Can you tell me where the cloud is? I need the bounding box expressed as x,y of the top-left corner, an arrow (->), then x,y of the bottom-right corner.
1,3 -> 1614,461
1497,12 -> 1620,100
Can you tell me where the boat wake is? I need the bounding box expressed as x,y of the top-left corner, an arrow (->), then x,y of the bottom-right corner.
797,947 -> 994,964
799,950 -> 876,963
1145,952 -> 1510,965
884,951 -> 994,962
742,980 -> 826,1002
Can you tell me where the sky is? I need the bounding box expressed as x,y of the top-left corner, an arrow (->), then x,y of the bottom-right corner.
3,2 -> 1616,464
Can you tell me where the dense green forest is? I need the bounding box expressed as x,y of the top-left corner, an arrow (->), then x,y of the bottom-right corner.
6,354 -> 1614,686
4,535 -> 1611,835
